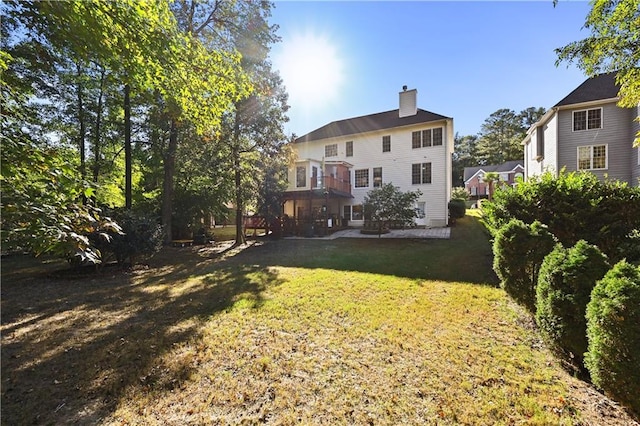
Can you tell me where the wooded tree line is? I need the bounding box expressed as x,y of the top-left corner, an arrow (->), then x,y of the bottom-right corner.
452,107 -> 546,187
1,0 -> 290,259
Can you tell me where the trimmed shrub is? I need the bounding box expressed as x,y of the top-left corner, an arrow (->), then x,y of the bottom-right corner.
536,241 -> 609,373
493,219 -> 556,311
482,171 -> 640,262
585,260 -> 640,414
448,199 -> 466,220
91,210 -> 164,265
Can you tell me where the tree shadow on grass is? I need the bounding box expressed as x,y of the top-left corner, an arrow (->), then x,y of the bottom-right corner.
1,246 -> 284,425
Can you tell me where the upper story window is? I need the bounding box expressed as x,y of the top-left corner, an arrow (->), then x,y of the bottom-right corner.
346,141 -> 353,157
355,169 -> 369,188
573,108 -> 602,131
578,144 -> 607,170
373,167 -> 382,188
325,143 -> 338,157
382,135 -> 391,152
324,143 -> 338,157
412,127 -> 443,148
412,162 -> 432,185
296,166 -> 306,187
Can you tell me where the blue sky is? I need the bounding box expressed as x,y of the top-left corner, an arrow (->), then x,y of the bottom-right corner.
269,1 -> 593,138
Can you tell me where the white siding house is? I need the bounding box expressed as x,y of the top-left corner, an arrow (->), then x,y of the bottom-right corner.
523,73 -> 640,186
283,88 -> 454,230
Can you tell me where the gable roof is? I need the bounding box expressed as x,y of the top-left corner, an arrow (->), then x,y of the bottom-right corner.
554,72 -> 619,107
463,160 -> 524,182
295,108 -> 451,143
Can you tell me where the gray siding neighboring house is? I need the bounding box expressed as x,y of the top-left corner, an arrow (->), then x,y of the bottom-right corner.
523,73 -> 640,186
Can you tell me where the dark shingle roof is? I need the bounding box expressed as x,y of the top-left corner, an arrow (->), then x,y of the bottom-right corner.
463,160 -> 524,182
295,108 -> 451,143
554,72 -> 619,107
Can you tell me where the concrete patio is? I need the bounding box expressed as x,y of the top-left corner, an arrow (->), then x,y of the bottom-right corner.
286,227 -> 451,240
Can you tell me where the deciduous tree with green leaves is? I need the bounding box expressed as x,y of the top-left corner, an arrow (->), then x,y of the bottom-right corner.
556,0 -> 640,146
363,183 -> 422,237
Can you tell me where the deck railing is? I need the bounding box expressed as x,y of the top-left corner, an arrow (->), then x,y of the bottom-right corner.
311,176 -> 351,194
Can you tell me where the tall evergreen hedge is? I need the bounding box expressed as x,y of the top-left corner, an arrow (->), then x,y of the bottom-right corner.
482,171 -> 640,262
536,241 -> 609,373
585,260 -> 640,414
492,219 -> 556,312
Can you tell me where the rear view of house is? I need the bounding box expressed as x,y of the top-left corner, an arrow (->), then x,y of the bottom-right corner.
523,72 -> 640,186
282,87 -> 454,233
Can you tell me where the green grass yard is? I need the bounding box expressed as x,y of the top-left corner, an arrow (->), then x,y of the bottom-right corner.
1,212 -> 637,425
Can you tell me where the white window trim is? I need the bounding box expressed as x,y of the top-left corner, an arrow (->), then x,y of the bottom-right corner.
325,143 -> 338,157
577,144 -> 608,171
572,107 -> 603,132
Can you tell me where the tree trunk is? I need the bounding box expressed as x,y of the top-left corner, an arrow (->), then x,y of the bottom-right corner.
76,64 -> 86,199
92,67 -> 105,184
234,146 -> 246,246
124,83 -> 132,209
162,119 -> 178,244
233,111 -> 246,246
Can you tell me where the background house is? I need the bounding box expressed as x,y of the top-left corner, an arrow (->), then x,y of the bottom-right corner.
523,72 -> 640,186
463,160 -> 524,198
282,87 -> 454,231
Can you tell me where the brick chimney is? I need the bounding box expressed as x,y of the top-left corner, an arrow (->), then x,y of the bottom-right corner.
399,86 -> 417,118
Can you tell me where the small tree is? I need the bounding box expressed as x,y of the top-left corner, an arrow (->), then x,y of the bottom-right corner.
451,187 -> 469,201
363,183 -> 422,236
483,171 -> 500,201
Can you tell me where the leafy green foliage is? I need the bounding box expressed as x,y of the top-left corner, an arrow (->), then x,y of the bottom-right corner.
535,241 -> 609,373
363,183 -> 422,234
451,187 -> 469,201
492,219 -> 556,312
556,0 -> 640,145
483,171 -> 640,262
90,210 -> 164,265
585,260 -> 640,413
1,132 -> 121,263
448,199 -> 466,220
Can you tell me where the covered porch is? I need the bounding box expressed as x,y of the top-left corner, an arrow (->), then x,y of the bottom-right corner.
282,185 -> 353,237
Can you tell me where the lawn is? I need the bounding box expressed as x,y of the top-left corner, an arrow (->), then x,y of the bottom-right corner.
1,211 -> 637,425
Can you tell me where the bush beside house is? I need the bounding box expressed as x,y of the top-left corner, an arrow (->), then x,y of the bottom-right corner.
484,171 -> 640,417
585,260 -> 640,415
535,241 -> 609,374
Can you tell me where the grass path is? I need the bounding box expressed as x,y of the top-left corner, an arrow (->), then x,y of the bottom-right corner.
1,212 -> 637,425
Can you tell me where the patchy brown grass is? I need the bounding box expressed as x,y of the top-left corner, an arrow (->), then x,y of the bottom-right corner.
1,214 -> 638,425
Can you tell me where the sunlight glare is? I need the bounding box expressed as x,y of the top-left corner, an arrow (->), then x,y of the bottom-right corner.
274,31 -> 345,109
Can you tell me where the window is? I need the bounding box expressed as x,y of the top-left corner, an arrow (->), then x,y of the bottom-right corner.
573,108 -> 602,131
412,162 -> 432,184
346,141 -> 353,157
382,135 -> 391,152
296,166 -> 306,187
412,131 -> 421,149
352,205 -> 363,220
432,128 -> 443,146
325,143 -> 338,157
578,145 -> 607,170
535,126 -> 544,160
373,167 -> 382,188
416,202 -> 426,219
355,169 -> 369,188
343,205 -> 351,221
412,127 -> 443,148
